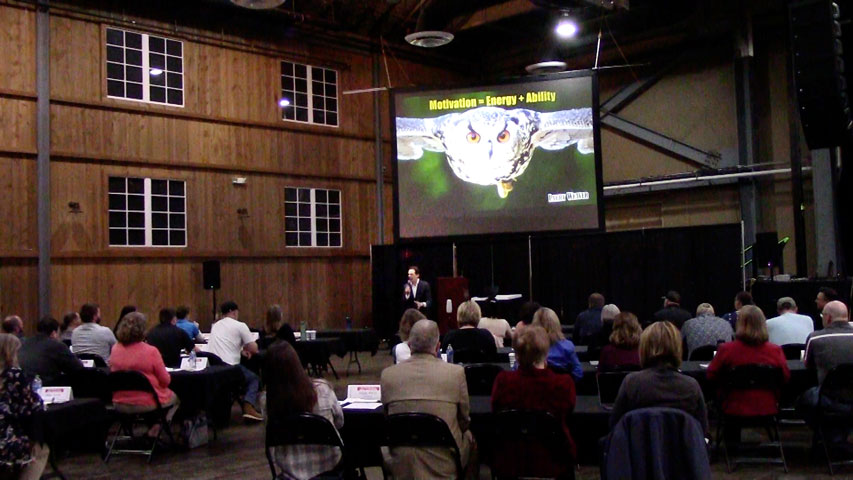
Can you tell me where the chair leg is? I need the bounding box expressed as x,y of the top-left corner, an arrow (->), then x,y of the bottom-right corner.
773,418 -> 788,473
819,424 -> 835,476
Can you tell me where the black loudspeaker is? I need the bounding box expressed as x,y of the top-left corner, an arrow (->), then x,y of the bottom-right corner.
754,232 -> 781,271
790,0 -> 852,149
203,260 -> 220,290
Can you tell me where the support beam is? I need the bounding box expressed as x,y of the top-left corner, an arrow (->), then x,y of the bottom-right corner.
734,14 -> 758,277
600,57 -> 682,117
787,24 -> 808,276
601,114 -> 721,168
37,0 -> 51,320
373,51 -> 385,244
812,148 -> 840,276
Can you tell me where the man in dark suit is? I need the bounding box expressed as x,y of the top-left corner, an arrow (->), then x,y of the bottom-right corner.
403,265 -> 432,314
19,316 -> 84,385
652,290 -> 693,330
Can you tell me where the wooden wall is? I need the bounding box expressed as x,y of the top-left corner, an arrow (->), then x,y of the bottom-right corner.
0,1 -> 457,333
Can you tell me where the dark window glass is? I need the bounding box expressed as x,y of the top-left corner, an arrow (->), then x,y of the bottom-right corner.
316,204 -> 327,217
166,56 -> 182,72
169,214 -> 185,229
328,204 -> 340,218
281,77 -> 293,91
326,113 -> 338,126
295,108 -> 308,122
150,87 -> 166,103
166,40 -> 182,56
167,73 -> 182,89
149,53 -> 165,70
150,71 -> 165,87
106,62 -> 124,80
169,181 -> 184,195
109,212 -> 126,228
128,212 -> 145,228
328,190 -> 340,203
295,78 -> 307,93
316,233 -> 329,246
169,230 -> 185,246
315,190 -> 327,202
313,96 -> 325,110
326,98 -> 337,112
316,218 -> 328,232
151,179 -> 167,195
298,203 -> 310,216
167,89 -> 183,105
285,202 -> 297,216
128,229 -> 145,245
329,218 -> 340,232
281,62 -> 292,76
330,233 -> 341,247
312,81 -> 323,94
295,93 -> 307,107
298,218 -> 311,231
297,189 -> 310,202
125,49 -> 142,66
108,194 -> 126,210
106,28 -> 123,46
285,188 -> 296,202
125,32 -> 142,49
107,46 -> 123,63
285,232 -> 298,246
282,107 -> 294,120
313,110 -> 325,124
299,233 -> 311,246
108,177 -> 125,193
294,63 -> 307,77
126,82 -> 143,99
152,213 -> 167,228
152,230 -> 168,245
127,195 -> 145,211
151,196 -> 167,212
107,80 -> 124,97
169,197 -> 185,212
325,83 -> 336,97
149,36 -> 165,53
285,217 -> 297,231
311,67 -> 323,79
109,229 -> 127,245
325,69 -> 336,83
127,177 -> 144,193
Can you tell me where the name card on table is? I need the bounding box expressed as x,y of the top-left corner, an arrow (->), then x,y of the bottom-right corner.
39,386 -> 73,405
343,384 -> 381,403
81,359 -> 95,368
179,357 -> 209,371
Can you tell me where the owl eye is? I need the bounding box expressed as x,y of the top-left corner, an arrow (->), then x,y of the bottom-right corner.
496,130 -> 510,143
466,131 -> 481,143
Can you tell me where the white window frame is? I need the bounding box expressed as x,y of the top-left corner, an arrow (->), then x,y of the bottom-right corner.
108,177 -> 187,248
284,187 -> 343,248
280,61 -> 339,127
105,27 -> 185,107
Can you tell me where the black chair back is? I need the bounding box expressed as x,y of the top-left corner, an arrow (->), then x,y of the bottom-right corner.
464,363 -> 504,396
688,344 -> 717,361
452,348 -> 486,364
723,364 -> 785,391
818,363 -> 853,404
490,409 -> 573,478
70,367 -> 111,403
780,343 -> 805,361
76,352 -> 108,368
384,413 -> 462,476
108,370 -> 162,409
597,371 -> 633,408
195,351 -> 225,366
265,413 -> 343,479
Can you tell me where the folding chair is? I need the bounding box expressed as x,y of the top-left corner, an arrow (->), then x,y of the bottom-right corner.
688,344 -> 718,361
596,370 -> 635,409
264,413 -> 349,479
464,363 -> 504,396
104,370 -> 175,463
452,348 -> 487,365
780,344 -> 805,361
815,363 -> 853,475
383,413 -> 462,479
490,409 -> 574,479
75,353 -> 108,368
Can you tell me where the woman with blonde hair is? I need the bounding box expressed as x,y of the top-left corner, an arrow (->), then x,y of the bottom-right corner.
532,307 -> 583,381
259,304 -> 295,349
393,308 -> 426,363
0,333 -> 49,480
610,321 -> 708,435
598,312 -> 642,371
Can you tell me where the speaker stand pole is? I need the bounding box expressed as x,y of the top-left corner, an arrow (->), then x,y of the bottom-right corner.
212,289 -> 217,322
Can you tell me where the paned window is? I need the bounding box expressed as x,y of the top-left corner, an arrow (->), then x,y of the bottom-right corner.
284,187 -> 342,247
106,27 -> 184,106
280,61 -> 338,126
108,177 -> 187,247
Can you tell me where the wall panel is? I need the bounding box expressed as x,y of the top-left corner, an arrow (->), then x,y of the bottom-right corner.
0,5 -> 35,93
0,259 -> 38,333
0,155 -> 37,252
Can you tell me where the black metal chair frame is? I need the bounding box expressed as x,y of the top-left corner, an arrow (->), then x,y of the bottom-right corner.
688,344 -> 718,361
780,343 -> 805,361
104,370 -> 175,464
463,363 -> 504,396
264,412 -> 349,480
451,348 -> 488,365
713,364 -> 787,473
815,363 -> 853,475
596,370 -> 634,410
382,413 -> 462,480
489,409 -> 574,480
75,352 -> 108,368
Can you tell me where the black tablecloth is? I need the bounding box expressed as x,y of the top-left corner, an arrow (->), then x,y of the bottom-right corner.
170,365 -> 245,427
30,398 -> 109,451
316,329 -> 380,356
294,337 -> 347,368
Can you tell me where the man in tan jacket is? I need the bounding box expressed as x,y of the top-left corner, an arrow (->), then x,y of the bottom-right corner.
380,319 -> 476,479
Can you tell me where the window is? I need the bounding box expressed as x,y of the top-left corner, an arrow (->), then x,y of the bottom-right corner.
108,177 -> 186,247
106,27 -> 184,106
284,187 -> 342,247
280,61 -> 338,126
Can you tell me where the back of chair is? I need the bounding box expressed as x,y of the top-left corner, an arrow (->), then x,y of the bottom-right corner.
490,409 -> 573,478
384,413 -> 462,475
452,348 -> 486,364
723,364 -> 785,391
265,413 -> 343,480
597,371 -> 632,407
76,352 -> 108,368
195,351 -> 225,366
464,363 -> 503,396
818,363 -> 853,405
688,344 -> 717,361
780,343 -> 805,361
108,370 -> 162,409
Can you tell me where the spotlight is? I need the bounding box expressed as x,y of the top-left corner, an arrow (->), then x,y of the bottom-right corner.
555,17 -> 578,38
278,98 -> 291,107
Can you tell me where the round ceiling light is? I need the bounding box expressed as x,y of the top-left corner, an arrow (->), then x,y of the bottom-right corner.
525,61 -> 568,75
404,30 -> 454,48
230,0 -> 286,9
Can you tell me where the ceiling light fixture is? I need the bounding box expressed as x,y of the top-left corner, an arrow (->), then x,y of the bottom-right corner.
525,61 -> 568,75
278,98 -> 291,107
405,30 -> 454,48
229,0 -> 286,9
555,15 -> 578,38
149,68 -> 163,76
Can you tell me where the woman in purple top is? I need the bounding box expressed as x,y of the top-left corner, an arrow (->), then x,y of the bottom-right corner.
598,312 -> 642,371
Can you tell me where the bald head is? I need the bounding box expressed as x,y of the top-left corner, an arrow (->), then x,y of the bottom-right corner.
822,300 -> 849,327
408,319 -> 440,355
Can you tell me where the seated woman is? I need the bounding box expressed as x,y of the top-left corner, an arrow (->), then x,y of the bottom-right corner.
610,321 -> 708,436
393,308 -> 425,364
110,312 -> 179,437
707,304 -> 790,417
598,312 -> 642,372
259,304 -> 296,350
0,334 -> 48,480
59,311 -> 81,343
532,308 -> 583,381
477,301 -> 513,349
264,341 -> 344,479
441,300 -> 498,361
491,326 -> 577,473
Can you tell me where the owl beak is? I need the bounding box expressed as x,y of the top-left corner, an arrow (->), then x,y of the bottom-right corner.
497,181 -> 514,198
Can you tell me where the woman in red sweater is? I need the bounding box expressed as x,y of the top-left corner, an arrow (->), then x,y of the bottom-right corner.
491,325 -> 576,476
598,312 -> 642,371
110,311 -> 179,437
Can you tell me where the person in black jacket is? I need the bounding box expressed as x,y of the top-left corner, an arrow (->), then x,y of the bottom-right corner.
403,266 -> 432,314
19,316 -> 84,385
441,300 -> 497,360
651,290 -> 692,330
146,307 -> 195,368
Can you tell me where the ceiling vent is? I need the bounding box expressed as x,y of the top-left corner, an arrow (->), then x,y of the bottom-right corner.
405,30 -> 454,48
230,0 -> 286,9
525,60 -> 568,74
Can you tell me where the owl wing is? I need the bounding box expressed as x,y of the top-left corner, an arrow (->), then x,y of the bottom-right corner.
532,108 -> 595,154
395,116 -> 448,160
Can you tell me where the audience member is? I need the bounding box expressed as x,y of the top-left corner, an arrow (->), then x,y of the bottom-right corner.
610,321 -> 708,436
477,301 -> 512,349
766,297 -> 814,346
723,291 -> 753,331
491,325 -> 576,472
175,305 -> 205,343
515,301 -> 541,334
651,291 -> 692,329
259,304 -> 296,350
1,315 -> 23,337
393,308 -> 426,364
590,303 -> 621,359
0,334 -> 48,480
264,341 -> 343,479
146,308 -> 196,368
18,316 -> 84,385
814,287 -> 839,330
573,293 -> 604,346
110,312 -> 179,438
532,307 -> 583,381
681,303 -> 733,358
441,300 -> 497,359
112,305 -> 137,334
598,312 -> 642,371
59,312 -> 80,343
381,319 -> 476,478
207,301 -> 262,421
71,303 -> 117,364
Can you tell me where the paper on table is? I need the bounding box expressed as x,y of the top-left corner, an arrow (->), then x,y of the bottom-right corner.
345,385 -> 381,403
342,402 -> 382,410
699,363 -> 709,368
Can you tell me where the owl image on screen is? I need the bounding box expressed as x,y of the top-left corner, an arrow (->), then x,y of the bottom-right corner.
396,106 -> 593,198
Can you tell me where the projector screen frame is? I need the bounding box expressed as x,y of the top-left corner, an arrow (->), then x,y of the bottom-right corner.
391,69 -> 605,244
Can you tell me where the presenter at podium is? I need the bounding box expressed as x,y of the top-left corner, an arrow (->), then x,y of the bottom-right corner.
403,266 -> 432,314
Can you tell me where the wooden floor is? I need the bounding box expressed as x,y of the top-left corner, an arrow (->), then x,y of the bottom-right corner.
56,348 -> 852,480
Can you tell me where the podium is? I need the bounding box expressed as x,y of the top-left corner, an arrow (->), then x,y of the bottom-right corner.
436,277 -> 469,335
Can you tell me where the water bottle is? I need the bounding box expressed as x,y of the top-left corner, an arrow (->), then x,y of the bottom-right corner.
32,375 -> 42,396
189,350 -> 197,370
446,344 -> 454,364
300,321 -> 307,340
508,352 -> 517,370
345,316 -> 352,330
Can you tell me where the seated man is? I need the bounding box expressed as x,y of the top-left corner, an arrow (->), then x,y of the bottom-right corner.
681,303 -> 733,358
381,319 -> 476,479
71,303 -> 116,364
766,297 -> 814,346
19,316 -> 84,385
441,300 -> 497,361
652,291 -> 692,330
1,315 -> 23,337
207,301 -> 262,421
175,305 -> 205,343
573,293 -> 604,346
146,307 -> 196,368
